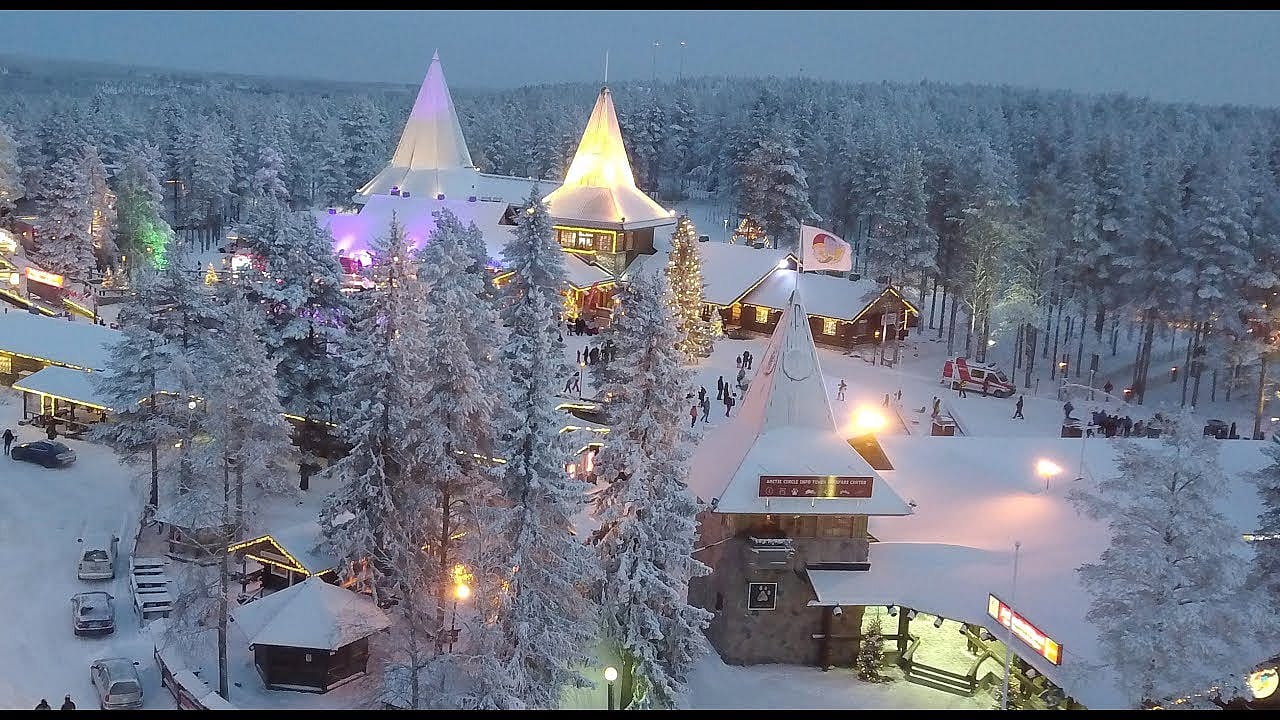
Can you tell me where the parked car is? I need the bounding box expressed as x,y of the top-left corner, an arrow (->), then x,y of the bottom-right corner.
11,440 -> 76,467
77,537 -> 120,580
71,592 -> 115,637
89,657 -> 143,710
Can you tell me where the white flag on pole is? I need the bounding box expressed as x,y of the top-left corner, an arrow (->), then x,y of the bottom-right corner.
798,224 -> 852,272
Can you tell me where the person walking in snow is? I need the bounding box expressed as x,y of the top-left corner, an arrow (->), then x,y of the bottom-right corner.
61,695 -> 75,710
698,386 -> 706,405
1013,395 -> 1025,419
2,428 -> 13,455
701,396 -> 711,423
744,350 -> 753,370
717,376 -> 725,400
590,347 -> 600,365
931,396 -> 941,419
725,393 -> 737,417
1063,400 -> 1075,422
981,375 -> 991,397
837,380 -> 847,402
690,403 -> 699,428
1103,379 -> 1114,397
957,381 -> 967,398
736,355 -> 742,371
571,372 -> 581,397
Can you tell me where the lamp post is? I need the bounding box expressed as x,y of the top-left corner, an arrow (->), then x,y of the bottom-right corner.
651,41 -> 661,83
1001,540 -> 1022,711
678,41 -> 687,80
604,666 -> 618,710
448,580 -> 470,652
850,406 -> 887,437
1036,458 -> 1062,494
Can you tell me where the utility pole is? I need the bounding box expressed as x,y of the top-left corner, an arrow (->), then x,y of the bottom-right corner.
651,41 -> 661,83
678,41 -> 686,80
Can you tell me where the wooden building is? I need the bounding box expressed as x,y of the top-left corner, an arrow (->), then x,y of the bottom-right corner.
542,86 -> 674,280
687,290 -> 914,666
231,576 -> 390,693
228,521 -> 339,598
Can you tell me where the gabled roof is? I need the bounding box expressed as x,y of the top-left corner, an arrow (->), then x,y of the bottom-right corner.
695,242 -> 791,306
542,87 -> 676,231
230,576 -> 390,651
688,290 -> 911,516
390,50 -> 474,172
742,269 -> 894,322
0,311 -> 119,371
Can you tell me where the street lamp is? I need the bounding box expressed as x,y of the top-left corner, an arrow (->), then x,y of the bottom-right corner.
604,666 -> 618,710
1001,541 -> 1022,710
1036,458 -> 1062,493
449,579 -> 470,653
850,406 -> 887,437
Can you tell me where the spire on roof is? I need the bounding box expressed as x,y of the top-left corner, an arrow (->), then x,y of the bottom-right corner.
542,86 -> 674,229
388,52 -> 474,172
735,288 -> 838,435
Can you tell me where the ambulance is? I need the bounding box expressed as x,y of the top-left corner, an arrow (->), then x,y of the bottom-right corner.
941,357 -> 1016,398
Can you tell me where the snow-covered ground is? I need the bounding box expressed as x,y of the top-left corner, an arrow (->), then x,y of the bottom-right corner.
0,390 -> 173,710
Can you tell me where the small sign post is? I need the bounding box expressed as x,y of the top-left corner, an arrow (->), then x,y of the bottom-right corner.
747,582 -> 778,611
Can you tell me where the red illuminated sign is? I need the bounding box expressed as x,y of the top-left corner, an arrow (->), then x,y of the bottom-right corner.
25,267 -> 65,288
758,475 -> 873,498
987,594 -> 1063,665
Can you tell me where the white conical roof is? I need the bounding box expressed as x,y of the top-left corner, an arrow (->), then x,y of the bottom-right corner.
390,50 -> 473,171
686,289 -> 911,516
542,86 -> 675,231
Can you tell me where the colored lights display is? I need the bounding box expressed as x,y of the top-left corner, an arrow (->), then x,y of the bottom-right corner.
987,594 -> 1063,665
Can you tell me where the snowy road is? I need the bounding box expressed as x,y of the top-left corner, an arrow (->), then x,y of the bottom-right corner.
0,395 -> 173,710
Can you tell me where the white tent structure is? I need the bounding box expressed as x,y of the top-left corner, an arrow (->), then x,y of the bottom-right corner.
542,86 -> 676,232
689,289 -> 912,516
354,51 -> 557,206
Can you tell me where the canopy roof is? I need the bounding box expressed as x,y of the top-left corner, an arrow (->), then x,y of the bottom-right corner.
688,289 -> 911,516
231,576 -> 390,651
13,365 -> 112,410
542,87 -> 676,231
0,311 -> 118,371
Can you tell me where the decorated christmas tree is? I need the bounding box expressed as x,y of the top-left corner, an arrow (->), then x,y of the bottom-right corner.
204,263 -> 219,285
665,214 -> 714,362
856,615 -> 885,682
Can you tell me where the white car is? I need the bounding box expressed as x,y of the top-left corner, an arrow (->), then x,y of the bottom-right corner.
77,537 -> 120,580
89,657 -> 144,710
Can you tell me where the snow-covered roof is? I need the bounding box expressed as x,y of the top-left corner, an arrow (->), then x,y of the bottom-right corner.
803,435 -> 1275,710
688,290 -> 911,516
230,576 -> 390,651
0,311 -> 119,371
233,519 -> 336,576
11,365 -> 111,410
563,254 -> 615,290
355,52 -> 559,204
741,269 -> 887,322
695,242 -> 790,306
542,87 -> 677,231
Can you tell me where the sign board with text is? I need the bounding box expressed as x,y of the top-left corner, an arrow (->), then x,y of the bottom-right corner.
987,593 -> 1063,665
25,267 -> 65,288
747,582 -> 777,611
758,475 -> 873,499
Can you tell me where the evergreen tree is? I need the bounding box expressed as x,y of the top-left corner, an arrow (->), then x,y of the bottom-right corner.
33,153 -> 95,278
1253,441 -> 1280,612
0,121 -> 24,217
590,270 -> 711,709
251,144 -> 290,208
338,97 -> 385,199
91,270 -> 176,509
665,214 -> 714,362
115,141 -> 174,272
485,188 -> 599,709
82,144 -> 117,268
735,127 -> 817,251
856,615 -> 885,682
1067,413 -> 1271,708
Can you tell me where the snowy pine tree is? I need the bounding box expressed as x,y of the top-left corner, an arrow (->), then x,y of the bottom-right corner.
115,141 -> 173,271
251,144 -> 290,208
1067,413 -> 1272,707
665,214 -> 714,362
735,127 -> 818,251
0,121 -> 24,216
1253,442 -> 1280,612
856,615 -> 885,682
590,270 -> 711,709
482,187 -> 600,709
82,144 -> 117,268
33,153 -> 95,278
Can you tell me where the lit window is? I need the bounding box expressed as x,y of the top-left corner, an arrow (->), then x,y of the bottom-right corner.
822,318 -> 837,336
731,304 -> 742,321
755,306 -> 770,324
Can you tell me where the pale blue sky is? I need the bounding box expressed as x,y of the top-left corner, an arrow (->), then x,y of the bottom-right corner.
3,10 -> 1279,107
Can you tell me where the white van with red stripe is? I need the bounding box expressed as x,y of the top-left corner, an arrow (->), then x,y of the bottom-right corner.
942,357 -> 1015,398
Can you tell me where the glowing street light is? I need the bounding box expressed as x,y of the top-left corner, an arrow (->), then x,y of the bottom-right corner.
449,578 -> 471,653
1037,458 -> 1062,493
604,666 -> 619,710
851,406 -> 887,436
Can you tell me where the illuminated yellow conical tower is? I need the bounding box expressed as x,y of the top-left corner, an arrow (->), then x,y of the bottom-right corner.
542,86 -> 675,276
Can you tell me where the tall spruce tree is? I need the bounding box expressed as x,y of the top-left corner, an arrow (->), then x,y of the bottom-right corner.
0,120 -> 24,217
665,214 -> 714,362
590,270 -> 711,709
33,152 -> 95,278
82,144 -> 117,268
483,188 -> 600,709
1068,413 -> 1272,708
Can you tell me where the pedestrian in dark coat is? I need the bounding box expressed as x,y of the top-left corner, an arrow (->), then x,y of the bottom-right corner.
701,396 -> 711,423
35,699 -> 50,710
1013,396 -> 1025,419
1103,379 -> 1114,397
725,393 -> 736,417
698,387 -> 706,404
736,355 -> 742,370
744,350 -> 752,369
690,404 -> 699,428
2,428 -> 13,455
576,349 -> 581,365
717,376 -> 725,400
982,376 -> 991,397
61,696 -> 75,710
590,347 -> 600,365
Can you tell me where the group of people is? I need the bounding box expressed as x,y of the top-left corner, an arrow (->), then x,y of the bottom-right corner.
576,339 -> 616,367
34,695 -> 75,710
566,317 -> 597,336
715,377 -> 739,417
735,350 -> 754,371
1087,410 -> 1141,438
